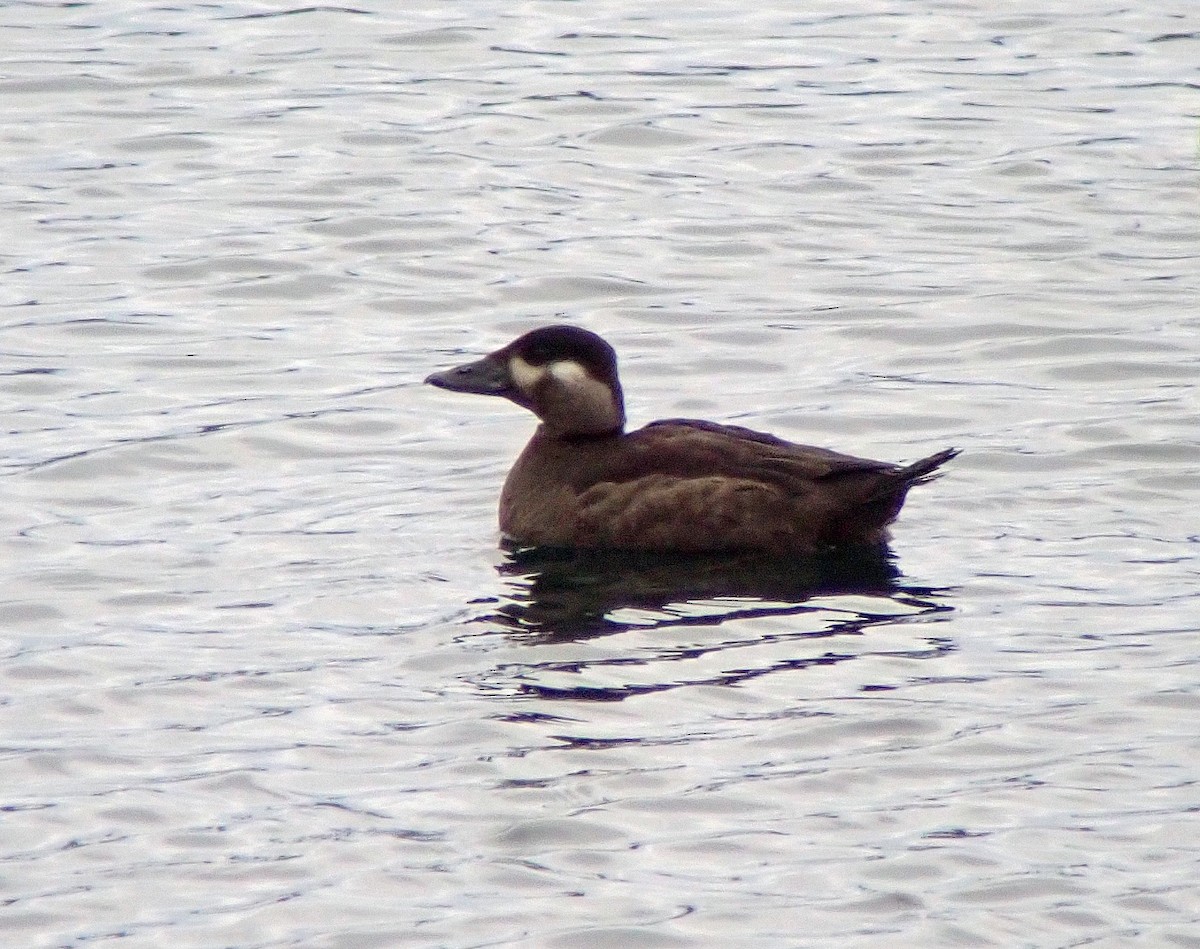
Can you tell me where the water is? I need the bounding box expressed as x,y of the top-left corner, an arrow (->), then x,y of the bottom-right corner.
2,2 -> 1198,946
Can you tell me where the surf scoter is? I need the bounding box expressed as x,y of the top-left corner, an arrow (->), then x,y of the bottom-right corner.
426,325 -> 957,553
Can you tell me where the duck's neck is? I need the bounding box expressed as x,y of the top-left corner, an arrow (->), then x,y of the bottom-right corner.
532,378 -> 626,438
536,419 -> 624,442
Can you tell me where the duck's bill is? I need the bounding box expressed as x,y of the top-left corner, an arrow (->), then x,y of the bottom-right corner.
425,355 -> 514,397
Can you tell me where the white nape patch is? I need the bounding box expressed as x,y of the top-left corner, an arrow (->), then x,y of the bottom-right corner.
548,359 -> 612,407
547,359 -> 593,388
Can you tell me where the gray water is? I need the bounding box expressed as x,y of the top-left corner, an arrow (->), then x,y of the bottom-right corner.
2,2 -> 1198,946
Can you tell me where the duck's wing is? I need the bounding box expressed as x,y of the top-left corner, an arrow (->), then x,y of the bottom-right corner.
624,419 -> 896,485
568,421 -> 955,551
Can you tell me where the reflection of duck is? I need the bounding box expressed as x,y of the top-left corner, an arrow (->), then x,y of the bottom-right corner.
480,545 -> 954,698
426,325 -> 958,554
493,542 -> 923,642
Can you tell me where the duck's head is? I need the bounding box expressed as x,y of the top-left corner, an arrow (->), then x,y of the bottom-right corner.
425,325 -> 626,438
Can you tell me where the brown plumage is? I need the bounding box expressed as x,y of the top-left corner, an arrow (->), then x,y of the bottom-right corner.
426,325 -> 958,554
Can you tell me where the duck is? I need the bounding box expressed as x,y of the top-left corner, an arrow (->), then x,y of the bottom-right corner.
425,325 -> 958,554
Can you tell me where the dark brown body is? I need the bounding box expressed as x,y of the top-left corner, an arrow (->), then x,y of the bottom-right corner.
500,419 -> 956,553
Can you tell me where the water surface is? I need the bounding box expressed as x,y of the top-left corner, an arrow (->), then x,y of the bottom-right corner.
2,1 -> 1198,946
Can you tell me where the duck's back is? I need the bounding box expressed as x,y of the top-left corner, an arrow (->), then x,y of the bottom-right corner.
500,419 -> 956,554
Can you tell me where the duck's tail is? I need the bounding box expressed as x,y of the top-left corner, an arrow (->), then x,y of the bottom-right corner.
895,447 -> 960,487
824,447 -> 960,546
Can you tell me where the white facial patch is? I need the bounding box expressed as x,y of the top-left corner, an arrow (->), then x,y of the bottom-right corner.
508,355 -> 548,394
508,355 -> 621,433
509,356 -> 600,397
